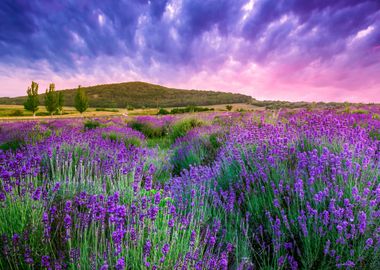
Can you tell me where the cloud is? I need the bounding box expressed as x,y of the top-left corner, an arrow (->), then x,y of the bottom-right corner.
0,0 -> 379,101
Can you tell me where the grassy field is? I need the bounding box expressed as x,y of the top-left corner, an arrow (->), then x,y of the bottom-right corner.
0,105 -> 125,119
0,103 -> 262,119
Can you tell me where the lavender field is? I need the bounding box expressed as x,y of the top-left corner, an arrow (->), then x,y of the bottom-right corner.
0,109 -> 379,269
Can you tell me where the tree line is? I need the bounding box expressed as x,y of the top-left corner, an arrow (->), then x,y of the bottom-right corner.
24,81 -> 89,116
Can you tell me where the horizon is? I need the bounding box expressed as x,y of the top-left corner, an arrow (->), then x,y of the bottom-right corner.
1,1 -> 380,102
1,80 -> 379,104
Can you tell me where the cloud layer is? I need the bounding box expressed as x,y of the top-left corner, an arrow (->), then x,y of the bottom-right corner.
0,0 -> 379,101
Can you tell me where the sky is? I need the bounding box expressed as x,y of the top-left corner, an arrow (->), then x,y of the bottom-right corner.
0,0 -> 380,102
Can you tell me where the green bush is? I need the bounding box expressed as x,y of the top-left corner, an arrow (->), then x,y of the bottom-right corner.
170,106 -> 213,114
129,121 -> 167,138
84,120 -> 101,130
170,118 -> 203,141
124,136 -> 143,147
0,140 -> 23,151
351,109 -> 369,114
369,129 -> 380,141
157,108 -> 170,115
36,112 -> 50,116
209,133 -> 222,149
10,110 -> 24,116
102,132 -> 142,147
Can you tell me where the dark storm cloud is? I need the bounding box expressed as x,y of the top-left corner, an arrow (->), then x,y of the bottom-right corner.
242,0 -> 380,63
0,0 -> 379,82
0,0 -> 145,69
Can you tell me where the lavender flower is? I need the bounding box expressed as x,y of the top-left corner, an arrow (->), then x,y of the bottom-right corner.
162,243 -> 170,255
41,255 -> 50,268
32,187 -> 42,201
115,257 -> 125,270
358,211 -> 367,234
143,240 -> 152,257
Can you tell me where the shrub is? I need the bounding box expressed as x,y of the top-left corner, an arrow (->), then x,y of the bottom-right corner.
157,108 -> 170,115
351,109 -> 369,114
0,139 -> 23,151
170,106 -> 213,114
35,112 -> 50,116
102,132 -> 142,147
84,120 -> 101,130
129,121 -> 167,138
209,133 -> 222,149
170,118 -> 203,141
124,136 -> 142,147
369,129 -> 380,141
10,110 -> 23,116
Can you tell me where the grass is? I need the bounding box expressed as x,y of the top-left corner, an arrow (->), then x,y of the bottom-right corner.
147,137 -> 172,149
95,108 -> 119,112
128,121 -> 168,138
7,101 -> 370,120
170,118 -> 204,141
0,104 -> 260,119
102,132 -> 143,148
0,105 -> 126,119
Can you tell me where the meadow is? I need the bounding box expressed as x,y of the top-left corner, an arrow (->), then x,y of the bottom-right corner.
0,103 -> 258,119
0,108 -> 379,269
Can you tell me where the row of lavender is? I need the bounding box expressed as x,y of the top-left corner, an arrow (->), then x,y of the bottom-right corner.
171,111 -> 380,269
0,109 -> 379,269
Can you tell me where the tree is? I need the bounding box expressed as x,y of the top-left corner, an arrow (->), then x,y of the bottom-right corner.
57,91 -> 64,115
74,85 -> 88,114
24,81 -> 40,117
226,105 -> 233,111
44,83 -> 58,115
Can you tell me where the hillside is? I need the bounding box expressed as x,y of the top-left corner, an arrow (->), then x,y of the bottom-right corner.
0,81 -> 252,108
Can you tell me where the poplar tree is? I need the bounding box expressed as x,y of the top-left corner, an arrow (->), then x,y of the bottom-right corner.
45,83 -> 58,115
24,81 -> 39,117
57,91 -> 64,115
74,85 -> 88,114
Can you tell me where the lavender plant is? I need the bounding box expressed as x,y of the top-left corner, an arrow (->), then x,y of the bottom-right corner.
0,109 -> 379,269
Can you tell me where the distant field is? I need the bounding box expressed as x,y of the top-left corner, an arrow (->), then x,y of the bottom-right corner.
1,102 -> 378,120
0,105 -> 125,119
0,103 -> 262,119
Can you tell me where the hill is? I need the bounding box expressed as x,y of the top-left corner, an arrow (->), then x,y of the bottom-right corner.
0,81 -> 252,108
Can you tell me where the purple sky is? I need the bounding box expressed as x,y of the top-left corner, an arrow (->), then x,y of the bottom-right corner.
1,0 -> 380,102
